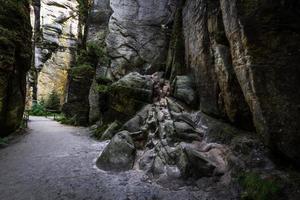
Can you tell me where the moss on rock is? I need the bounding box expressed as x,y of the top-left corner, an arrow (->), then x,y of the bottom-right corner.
0,0 -> 32,136
239,172 -> 281,200
70,64 -> 94,78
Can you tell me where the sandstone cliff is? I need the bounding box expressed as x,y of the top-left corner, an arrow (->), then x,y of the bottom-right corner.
33,0 -> 79,104
0,0 -> 32,136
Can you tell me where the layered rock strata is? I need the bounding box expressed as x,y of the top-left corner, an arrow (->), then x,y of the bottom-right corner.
34,0 -> 79,104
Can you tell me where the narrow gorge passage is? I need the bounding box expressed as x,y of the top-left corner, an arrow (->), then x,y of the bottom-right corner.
1,0 -> 300,199
0,117 -> 220,200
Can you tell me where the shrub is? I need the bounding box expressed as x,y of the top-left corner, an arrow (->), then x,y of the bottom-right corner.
54,114 -> 77,126
70,64 -> 94,78
96,84 -> 110,93
45,90 -> 61,111
76,41 -> 109,68
93,124 -> 108,139
87,42 -> 109,66
29,102 -> 48,116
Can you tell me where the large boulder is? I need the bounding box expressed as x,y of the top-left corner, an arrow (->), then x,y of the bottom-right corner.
107,72 -> 153,122
122,104 -> 151,132
171,76 -> 197,107
96,131 -> 136,171
178,143 -> 229,178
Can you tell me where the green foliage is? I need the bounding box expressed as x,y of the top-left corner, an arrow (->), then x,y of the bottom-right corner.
76,0 -> 92,23
96,84 -> 110,93
77,49 -> 91,65
239,172 -> 281,200
87,42 -> 109,66
0,0 -> 32,70
0,0 -> 31,30
76,41 -> 109,68
44,90 -> 61,111
29,102 -> 48,116
0,137 -> 8,145
94,124 -> 108,139
70,64 -> 94,78
96,76 -> 113,85
55,114 -> 77,126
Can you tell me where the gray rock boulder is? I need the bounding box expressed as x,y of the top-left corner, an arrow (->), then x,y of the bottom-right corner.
108,72 -> 154,122
122,105 -> 151,132
96,131 -> 136,171
172,76 -> 197,107
178,143 -> 229,178
174,121 -> 202,142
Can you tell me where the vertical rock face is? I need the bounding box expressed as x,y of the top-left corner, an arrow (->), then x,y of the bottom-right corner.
179,0 -> 300,164
106,0 -> 177,77
88,0 -> 112,124
0,0 -> 32,135
35,0 -> 79,104
88,0 -> 111,42
182,0 -> 252,127
183,0 -> 220,116
220,0 -> 300,164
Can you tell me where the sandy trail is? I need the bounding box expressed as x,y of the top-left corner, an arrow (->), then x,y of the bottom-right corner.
0,116 -> 211,200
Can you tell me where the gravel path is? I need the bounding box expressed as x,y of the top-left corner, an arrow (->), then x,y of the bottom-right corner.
0,117 -> 233,200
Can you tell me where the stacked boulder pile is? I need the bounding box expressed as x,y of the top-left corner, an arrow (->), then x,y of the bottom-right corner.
95,72 -> 271,183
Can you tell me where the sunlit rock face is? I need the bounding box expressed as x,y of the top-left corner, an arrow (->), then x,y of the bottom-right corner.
35,0 -> 79,104
0,0 -> 32,135
106,0 -> 177,77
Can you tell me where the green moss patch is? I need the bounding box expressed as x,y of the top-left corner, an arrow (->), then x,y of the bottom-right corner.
239,172 -> 281,200
55,114 -> 77,126
70,64 -> 94,78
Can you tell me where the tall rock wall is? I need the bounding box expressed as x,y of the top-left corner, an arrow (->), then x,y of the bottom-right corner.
0,0 -> 32,136
179,0 -> 300,165
63,0 -> 112,126
35,0 -> 79,104
88,0 -> 112,124
182,0 -> 253,128
220,0 -> 300,164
